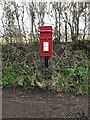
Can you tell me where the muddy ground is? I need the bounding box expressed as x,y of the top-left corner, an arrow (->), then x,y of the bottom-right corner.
2,88 -> 89,119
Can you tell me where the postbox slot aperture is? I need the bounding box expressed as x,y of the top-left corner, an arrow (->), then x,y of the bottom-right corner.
40,31 -> 51,33
40,30 -> 52,33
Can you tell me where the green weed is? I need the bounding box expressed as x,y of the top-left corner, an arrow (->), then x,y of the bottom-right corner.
49,50 -> 89,95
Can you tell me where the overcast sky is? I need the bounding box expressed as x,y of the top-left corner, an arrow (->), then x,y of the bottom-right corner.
0,0 -> 89,36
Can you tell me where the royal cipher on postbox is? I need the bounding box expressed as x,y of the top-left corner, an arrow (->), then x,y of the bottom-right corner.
40,26 -> 53,56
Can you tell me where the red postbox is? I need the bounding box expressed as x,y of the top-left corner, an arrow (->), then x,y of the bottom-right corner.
40,26 -> 52,56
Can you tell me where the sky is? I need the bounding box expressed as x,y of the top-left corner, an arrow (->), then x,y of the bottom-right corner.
8,0 -> 90,2
0,0 -> 89,36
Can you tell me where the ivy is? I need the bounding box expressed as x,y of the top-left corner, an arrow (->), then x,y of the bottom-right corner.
49,50 -> 89,95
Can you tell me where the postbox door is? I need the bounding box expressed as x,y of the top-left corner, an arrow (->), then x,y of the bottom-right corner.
40,26 -> 52,56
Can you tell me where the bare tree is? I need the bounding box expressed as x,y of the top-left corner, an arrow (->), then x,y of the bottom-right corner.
1,1 -> 89,44
63,2 -> 87,42
1,1 -> 16,43
65,12 -> 67,42
13,2 -> 22,43
57,2 -> 61,42
21,4 -> 27,43
82,3 -> 87,41
88,2 -> 90,35
52,2 -> 60,42
33,2 -> 46,41
26,2 -> 36,42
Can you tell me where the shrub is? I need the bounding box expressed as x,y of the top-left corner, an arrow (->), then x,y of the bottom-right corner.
49,50 -> 88,95
2,53 -> 36,88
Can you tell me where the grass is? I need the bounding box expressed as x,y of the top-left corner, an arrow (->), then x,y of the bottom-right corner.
0,35 -> 90,44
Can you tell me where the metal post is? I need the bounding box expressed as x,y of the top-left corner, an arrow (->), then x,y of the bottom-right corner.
45,56 -> 48,68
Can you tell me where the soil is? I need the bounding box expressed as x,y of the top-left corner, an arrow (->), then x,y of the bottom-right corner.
2,87 -> 89,119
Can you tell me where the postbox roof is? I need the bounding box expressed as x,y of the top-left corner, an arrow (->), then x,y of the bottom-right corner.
40,26 -> 52,32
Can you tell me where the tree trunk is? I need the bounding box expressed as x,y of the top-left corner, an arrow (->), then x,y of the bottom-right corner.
76,16 -> 79,40
16,15 -> 22,43
65,12 -> 67,42
58,2 -> 61,42
83,6 -> 86,41
31,14 -> 33,42
65,22 -> 67,42
55,8 -> 58,39
58,11 -> 60,42
22,6 -> 27,43
88,3 -> 90,35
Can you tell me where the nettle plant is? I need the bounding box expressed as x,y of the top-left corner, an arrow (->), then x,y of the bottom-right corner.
49,50 -> 88,95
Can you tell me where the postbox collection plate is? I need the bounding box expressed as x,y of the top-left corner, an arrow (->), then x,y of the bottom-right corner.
43,42 -> 49,51
40,26 -> 52,56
